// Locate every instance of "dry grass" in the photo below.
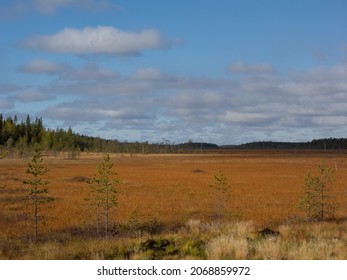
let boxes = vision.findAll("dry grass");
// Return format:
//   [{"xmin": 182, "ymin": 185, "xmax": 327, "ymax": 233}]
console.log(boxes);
[
  {"xmin": 1, "ymin": 151, "xmax": 347, "ymax": 259},
  {"xmin": 206, "ymin": 234, "xmax": 249, "ymax": 259},
  {"xmin": 1, "ymin": 219, "xmax": 346, "ymax": 260},
  {"xmin": 205, "ymin": 220, "xmax": 347, "ymax": 260}
]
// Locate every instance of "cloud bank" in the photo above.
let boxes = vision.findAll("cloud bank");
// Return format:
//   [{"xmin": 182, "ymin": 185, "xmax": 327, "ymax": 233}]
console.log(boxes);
[
  {"xmin": 18, "ymin": 60, "xmax": 118, "ymax": 81},
  {"xmin": 6, "ymin": 58, "xmax": 347, "ymax": 143},
  {"xmin": 18, "ymin": 59, "xmax": 68, "ymax": 74},
  {"xmin": 22, "ymin": 26, "xmax": 177, "ymax": 55}
]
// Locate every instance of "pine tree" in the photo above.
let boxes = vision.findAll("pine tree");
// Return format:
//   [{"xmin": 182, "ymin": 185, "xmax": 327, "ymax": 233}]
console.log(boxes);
[
  {"xmin": 86, "ymin": 154, "xmax": 120, "ymax": 238},
  {"xmin": 85, "ymin": 176, "xmax": 103, "ymax": 235},
  {"xmin": 209, "ymin": 170, "xmax": 231, "ymax": 227},
  {"xmin": 299, "ymin": 161, "xmax": 336, "ymax": 222},
  {"xmin": 23, "ymin": 145, "xmax": 54, "ymax": 241},
  {"xmin": 0, "ymin": 148, "xmax": 7, "ymax": 189}
]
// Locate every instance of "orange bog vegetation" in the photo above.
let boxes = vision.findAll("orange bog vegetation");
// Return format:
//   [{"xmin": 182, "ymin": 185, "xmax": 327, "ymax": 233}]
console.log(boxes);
[{"xmin": 1, "ymin": 151, "xmax": 346, "ymax": 238}]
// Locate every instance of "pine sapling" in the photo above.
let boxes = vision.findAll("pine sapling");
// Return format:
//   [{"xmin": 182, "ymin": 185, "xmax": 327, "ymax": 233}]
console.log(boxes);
[
  {"xmin": 23, "ymin": 145, "xmax": 54, "ymax": 241},
  {"xmin": 299, "ymin": 161, "xmax": 336, "ymax": 222},
  {"xmin": 86, "ymin": 154, "xmax": 120, "ymax": 238},
  {"xmin": 209, "ymin": 170, "xmax": 230, "ymax": 227}
]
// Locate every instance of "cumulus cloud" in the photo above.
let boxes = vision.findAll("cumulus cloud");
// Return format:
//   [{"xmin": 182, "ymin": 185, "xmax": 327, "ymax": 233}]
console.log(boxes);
[
  {"xmin": 14, "ymin": 89, "xmax": 56, "ymax": 103},
  {"xmin": 0, "ymin": 83, "xmax": 26, "ymax": 93},
  {"xmin": 18, "ymin": 59, "xmax": 118, "ymax": 81},
  {"xmin": 18, "ymin": 59, "xmax": 68, "ymax": 75},
  {"xmin": 228, "ymin": 61, "xmax": 277, "ymax": 75},
  {"xmin": 131, "ymin": 68, "xmax": 166, "ymax": 81},
  {"xmin": 61, "ymin": 64, "xmax": 118, "ymax": 81},
  {"xmin": 41, "ymin": 100, "xmax": 154, "ymax": 124},
  {"xmin": 22, "ymin": 26, "xmax": 177, "ymax": 55}
]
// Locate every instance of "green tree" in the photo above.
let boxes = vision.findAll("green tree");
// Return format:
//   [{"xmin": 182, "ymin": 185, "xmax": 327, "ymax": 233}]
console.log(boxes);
[
  {"xmin": 299, "ymin": 161, "xmax": 336, "ymax": 222},
  {"xmin": 0, "ymin": 148, "xmax": 8, "ymax": 160},
  {"xmin": 0, "ymin": 147, "xmax": 8, "ymax": 189},
  {"xmin": 85, "ymin": 176, "xmax": 103, "ymax": 235},
  {"xmin": 0, "ymin": 113, "xmax": 3, "ymax": 143},
  {"xmin": 87, "ymin": 154, "xmax": 120, "ymax": 238},
  {"xmin": 25, "ymin": 115, "xmax": 32, "ymax": 145},
  {"xmin": 23, "ymin": 145, "xmax": 54, "ymax": 241},
  {"xmin": 32, "ymin": 117, "xmax": 44, "ymax": 144},
  {"xmin": 209, "ymin": 170, "xmax": 231, "ymax": 227}
]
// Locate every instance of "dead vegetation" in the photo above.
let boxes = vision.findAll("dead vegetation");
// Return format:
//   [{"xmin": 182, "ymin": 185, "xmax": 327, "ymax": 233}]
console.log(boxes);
[{"xmin": 0, "ymin": 219, "xmax": 346, "ymax": 260}]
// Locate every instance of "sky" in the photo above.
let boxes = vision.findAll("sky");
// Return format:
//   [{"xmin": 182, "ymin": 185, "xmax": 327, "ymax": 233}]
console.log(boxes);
[{"xmin": 1, "ymin": 0, "xmax": 347, "ymax": 145}]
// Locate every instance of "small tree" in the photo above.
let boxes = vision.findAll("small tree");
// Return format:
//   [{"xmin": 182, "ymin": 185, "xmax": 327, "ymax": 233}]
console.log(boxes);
[
  {"xmin": 85, "ymin": 176, "xmax": 103, "ymax": 235},
  {"xmin": 0, "ymin": 148, "xmax": 8, "ymax": 188},
  {"xmin": 299, "ymin": 160, "xmax": 336, "ymax": 222},
  {"xmin": 23, "ymin": 145, "xmax": 54, "ymax": 241},
  {"xmin": 209, "ymin": 170, "xmax": 230, "ymax": 227},
  {"xmin": 0, "ymin": 149, "xmax": 8, "ymax": 159},
  {"xmin": 86, "ymin": 154, "xmax": 120, "ymax": 238}
]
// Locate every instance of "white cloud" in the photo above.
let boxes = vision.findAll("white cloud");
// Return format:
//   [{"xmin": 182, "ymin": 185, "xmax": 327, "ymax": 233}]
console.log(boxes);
[
  {"xmin": 220, "ymin": 111, "xmax": 274, "ymax": 125},
  {"xmin": 22, "ymin": 26, "xmax": 176, "ymax": 55},
  {"xmin": 18, "ymin": 59, "xmax": 68, "ymax": 74},
  {"xmin": 228, "ymin": 61, "xmax": 277, "ymax": 75},
  {"xmin": 0, "ymin": 83, "xmax": 26, "ymax": 93},
  {"xmin": 13, "ymin": 89, "xmax": 55, "ymax": 103},
  {"xmin": 18, "ymin": 60, "xmax": 118, "ymax": 82},
  {"xmin": 62, "ymin": 64, "xmax": 118, "ymax": 81},
  {"xmin": 131, "ymin": 68, "xmax": 165, "ymax": 80},
  {"xmin": 41, "ymin": 100, "xmax": 154, "ymax": 125}
]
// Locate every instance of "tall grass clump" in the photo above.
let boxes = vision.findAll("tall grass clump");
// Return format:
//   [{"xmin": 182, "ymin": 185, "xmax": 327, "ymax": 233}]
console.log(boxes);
[{"xmin": 206, "ymin": 234, "xmax": 248, "ymax": 259}]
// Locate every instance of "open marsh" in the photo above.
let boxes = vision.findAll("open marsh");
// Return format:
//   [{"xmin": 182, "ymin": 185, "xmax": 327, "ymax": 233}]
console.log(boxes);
[{"xmin": 1, "ymin": 150, "xmax": 346, "ymax": 259}]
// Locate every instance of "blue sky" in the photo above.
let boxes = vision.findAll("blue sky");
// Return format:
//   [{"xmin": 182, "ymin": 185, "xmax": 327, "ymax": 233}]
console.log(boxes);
[{"xmin": 1, "ymin": 0, "xmax": 347, "ymax": 144}]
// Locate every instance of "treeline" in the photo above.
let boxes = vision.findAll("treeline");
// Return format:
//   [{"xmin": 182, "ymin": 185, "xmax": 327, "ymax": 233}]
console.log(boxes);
[
  {"xmin": 1, "ymin": 114, "xmax": 346, "ymax": 156},
  {"xmin": 0, "ymin": 115, "xmax": 218, "ymax": 155},
  {"xmin": 222, "ymin": 139, "xmax": 347, "ymax": 150}
]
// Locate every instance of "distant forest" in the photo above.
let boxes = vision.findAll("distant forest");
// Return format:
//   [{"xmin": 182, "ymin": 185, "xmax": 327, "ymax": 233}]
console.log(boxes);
[{"xmin": 1, "ymin": 114, "xmax": 346, "ymax": 156}]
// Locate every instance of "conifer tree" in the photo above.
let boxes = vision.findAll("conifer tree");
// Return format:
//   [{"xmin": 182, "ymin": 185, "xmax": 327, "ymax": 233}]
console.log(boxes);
[
  {"xmin": 85, "ymin": 176, "xmax": 103, "ymax": 235},
  {"xmin": 87, "ymin": 154, "xmax": 120, "ymax": 238},
  {"xmin": 0, "ymin": 148, "xmax": 7, "ymax": 189},
  {"xmin": 299, "ymin": 161, "xmax": 336, "ymax": 222},
  {"xmin": 209, "ymin": 170, "xmax": 230, "ymax": 227},
  {"xmin": 23, "ymin": 145, "xmax": 54, "ymax": 241}
]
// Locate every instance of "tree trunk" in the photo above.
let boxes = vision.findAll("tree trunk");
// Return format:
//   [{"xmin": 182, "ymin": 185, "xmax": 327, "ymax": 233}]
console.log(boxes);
[
  {"xmin": 34, "ymin": 196, "xmax": 38, "ymax": 241},
  {"xmin": 105, "ymin": 183, "xmax": 109, "ymax": 238}
]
